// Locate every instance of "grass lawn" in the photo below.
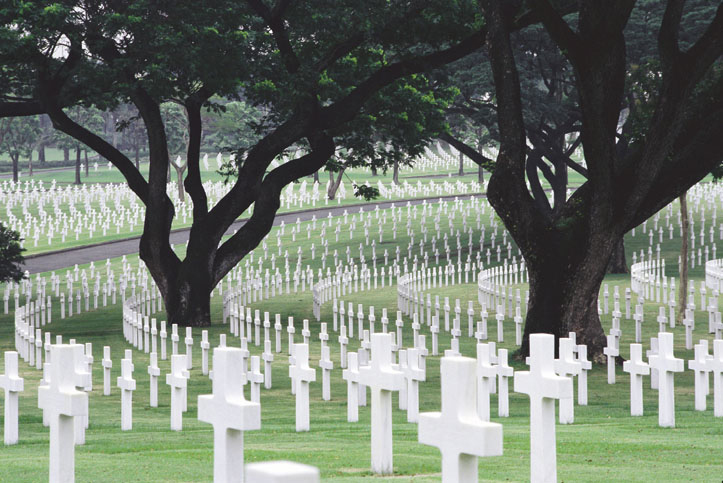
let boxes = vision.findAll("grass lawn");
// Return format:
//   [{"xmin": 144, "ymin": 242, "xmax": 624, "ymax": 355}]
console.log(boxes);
[
  {"xmin": 2, "ymin": 266, "xmax": 723, "ymax": 481},
  {"xmin": 1, "ymin": 172, "xmax": 721, "ymax": 480}
]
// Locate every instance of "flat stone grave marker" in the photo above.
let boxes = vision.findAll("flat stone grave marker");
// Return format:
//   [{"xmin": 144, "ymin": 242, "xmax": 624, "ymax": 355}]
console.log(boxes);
[{"xmin": 245, "ymin": 460, "xmax": 320, "ymax": 483}]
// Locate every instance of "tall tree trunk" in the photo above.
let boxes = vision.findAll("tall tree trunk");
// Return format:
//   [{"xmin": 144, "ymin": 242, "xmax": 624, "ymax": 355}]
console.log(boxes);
[
  {"xmin": 371, "ymin": 164, "xmax": 378, "ymax": 176},
  {"xmin": 28, "ymin": 150, "xmax": 33, "ymax": 176},
  {"xmin": 392, "ymin": 159, "xmax": 400, "ymax": 185},
  {"xmin": 38, "ymin": 144, "xmax": 46, "ymax": 165},
  {"xmin": 327, "ymin": 169, "xmax": 345, "ymax": 200},
  {"xmin": 11, "ymin": 155, "xmax": 18, "ymax": 182},
  {"xmin": 313, "ymin": 169, "xmax": 319, "ymax": 183},
  {"xmin": 169, "ymin": 158, "xmax": 187, "ymax": 202},
  {"xmin": 458, "ymin": 151, "xmax": 464, "ymax": 176},
  {"xmin": 84, "ymin": 149, "xmax": 89, "ymax": 177},
  {"xmin": 519, "ymin": 227, "xmax": 611, "ymax": 362},
  {"xmin": 478, "ymin": 164, "xmax": 484, "ymax": 184},
  {"xmin": 678, "ymin": 192, "xmax": 689, "ymax": 322},
  {"xmin": 163, "ymin": 265, "xmax": 212, "ymax": 326},
  {"xmin": 135, "ymin": 145, "xmax": 140, "ymax": 169},
  {"xmin": 606, "ymin": 237, "xmax": 628, "ymax": 274},
  {"xmin": 75, "ymin": 146, "xmax": 81, "ymax": 184},
  {"xmin": 63, "ymin": 147, "xmax": 69, "ymax": 163}
]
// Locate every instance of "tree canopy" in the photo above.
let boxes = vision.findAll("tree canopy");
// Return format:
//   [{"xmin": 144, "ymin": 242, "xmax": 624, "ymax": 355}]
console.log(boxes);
[
  {"xmin": 0, "ymin": 223, "xmax": 24, "ymax": 284},
  {"xmin": 0, "ymin": 0, "xmax": 494, "ymax": 326},
  {"xmin": 480, "ymin": 0, "xmax": 722, "ymax": 358}
]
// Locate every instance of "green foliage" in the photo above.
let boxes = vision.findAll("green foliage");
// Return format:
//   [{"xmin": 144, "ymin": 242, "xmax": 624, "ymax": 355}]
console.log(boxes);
[
  {"xmin": 53, "ymin": 106, "xmax": 105, "ymax": 151},
  {"xmin": 0, "ymin": 116, "xmax": 39, "ymax": 161},
  {"xmin": 160, "ymin": 103, "xmax": 188, "ymax": 157},
  {"xmin": 204, "ymin": 100, "xmax": 262, "ymax": 153},
  {"xmin": 2, "ymin": 0, "xmax": 482, "ymax": 183},
  {"xmin": 352, "ymin": 183, "xmax": 380, "ymax": 201},
  {"xmin": 0, "ymin": 222, "xmax": 25, "ymax": 283}
]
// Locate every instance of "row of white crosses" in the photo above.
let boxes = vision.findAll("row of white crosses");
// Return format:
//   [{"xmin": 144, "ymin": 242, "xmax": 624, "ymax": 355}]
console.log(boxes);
[
  {"xmin": 11, "ymin": 338, "xmax": 316, "ymax": 482},
  {"xmin": 417, "ymin": 334, "xmax": 575, "ymax": 482},
  {"xmin": 1, "ymin": 150, "xmax": 486, "ymax": 253},
  {"xmin": 12, "ymin": 290, "xmax": 196, "ymax": 436},
  {"xmin": 620, "ymin": 332, "xmax": 723, "ymax": 426},
  {"xmin": 5, "ymin": 166, "xmax": 720, "ymax": 312},
  {"xmin": 9, "ymin": 195, "xmax": 519, "ymax": 357},
  {"xmin": 15, "ymin": 311, "xmax": 723, "ymax": 481},
  {"xmin": 630, "ymin": 183, "xmax": 723, "ymax": 269}
]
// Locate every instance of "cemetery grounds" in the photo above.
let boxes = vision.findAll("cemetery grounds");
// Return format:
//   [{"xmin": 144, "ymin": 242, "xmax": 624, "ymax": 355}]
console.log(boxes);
[{"xmin": 1, "ymin": 156, "xmax": 722, "ymax": 481}]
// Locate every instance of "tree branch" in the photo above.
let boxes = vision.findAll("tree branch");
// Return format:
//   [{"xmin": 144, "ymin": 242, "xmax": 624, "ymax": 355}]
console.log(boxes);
[
  {"xmin": 184, "ymin": 93, "xmax": 210, "ymax": 219},
  {"xmin": 44, "ymin": 105, "xmax": 149, "ymax": 203},
  {"xmin": 658, "ymin": 0, "xmax": 684, "ymax": 71},
  {"xmin": 483, "ymin": 0, "xmax": 549, "ymax": 249},
  {"xmin": 0, "ymin": 101, "xmax": 46, "ymax": 118},
  {"xmin": 247, "ymin": 0, "xmax": 301, "ymax": 73},
  {"xmin": 212, "ymin": 134, "xmax": 335, "ymax": 284},
  {"xmin": 529, "ymin": 0, "xmax": 582, "ymax": 62},
  {"xmin": 624, "ymin": 86, "xmax": 723, "ymax": 230},
  {"xmin": 439, "ymin": 132, "xmax": 495, "ymax": 171},
  {"xmin": 679, "ymin": 2, "xmax": 723, "ymax": 88},
  {"xmin": 320, "ymin": 29, "xmax": 487, "ymax": 129},
  {"xmin": 526, "ymin": 151, "xmax": 553, "ymax": 215}
]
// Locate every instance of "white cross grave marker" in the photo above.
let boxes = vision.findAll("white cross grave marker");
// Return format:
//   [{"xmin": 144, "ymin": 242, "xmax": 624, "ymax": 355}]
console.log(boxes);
[
  {"xmin": 711, "ymin": 339, "xmax": 723, "ymax": 417},
  {"xmin": 622, "ymin": 343, "xmax": 650, "ymax": 416},
  {"xmin": 418, "ymin": 356, "xmax": 502, "ymax": 483},
  {"xmin": 198, "ymin": 347, "xmax": 261, "ymax": 483},
  {"xmin": 116, "ymin": 349, "xmax": 136, "ymax": 430},
  {"xmin": 496, "ymin": 348, "xmax": 513, "ymax": 417},
  {"xmin": 603, "ymin": 334, "xmax": 618, "ymax": 384},
  {"xmin": 148, "ymin": 352, "xmax": 160, "ymax": 408},
  {"xmin": 343, "ymin": 352, "xmax": 361, "ymax": 422},
  {"xmin": 405, "ymin": 347, "xmax": 425, "ymax": 423},
  {"xmin": 289, "ymin": 343, "xmax": 315, "ymax": 432},
  {"xmin": 248, "ymin": 356, "xmax": 264, "ymax": 403},
  {"xmin": 648, "ymin": 332, "xmax": 684, "ymax": 428},
  {"xmin": 514, "ymin": 334, "xmax": 572, "ymax": 483},
  {"xmin": 166, "ymin": 354, "xmax": 188, "ymax": 431},
  {"xmin": 554, "ymin": 338, "xmax": 580, "ymax": 424},
  {"xmin": 357, "ymin": 333, "xmax": 405, "ymax": 475},
  {"xmin": 476, "ymin": 343, "xmax": 496, "ymax": 422},
  {"xmin": 38, "ymin": 344, "xmax": 88, "ymax": 483},
  {"xmin": 0, "ymin": 351, "xmax": 24, "ymax": 445},
  {"xmin": 319, "ymin": 345, "xmax": 333, "ymax": 401},
  {"xmin": 688, "ymin": 340, "xmax": 712, "ymax": 411}
]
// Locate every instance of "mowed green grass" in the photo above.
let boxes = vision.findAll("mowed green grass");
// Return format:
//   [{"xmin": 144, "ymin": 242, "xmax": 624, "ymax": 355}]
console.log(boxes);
[
  {"xmin": 2, "ymin": 270, "xmax": 723, "ymax": 482},
  {"xmin": 1, "ymin": 178, "xmax": 721, "ymax": 480}
]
